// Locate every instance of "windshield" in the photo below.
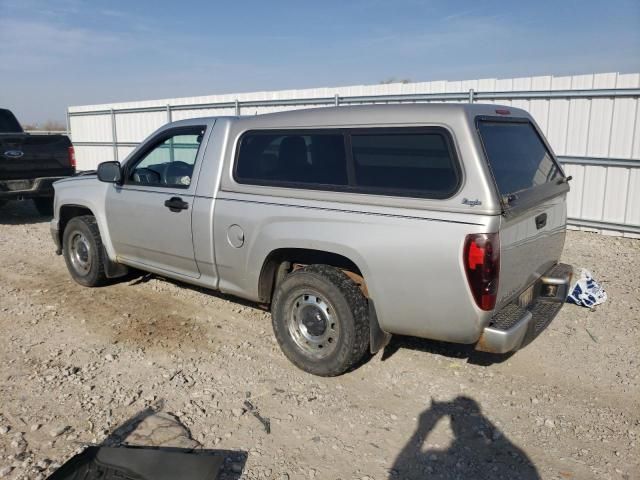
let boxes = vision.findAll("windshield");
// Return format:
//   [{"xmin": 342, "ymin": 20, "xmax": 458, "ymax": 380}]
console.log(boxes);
[
  {"xmin": 0, "ymin": 109, "xmax": 23, "ymax": 133},
  {"xmin": 477, "ymin": 119, "xmax": 560, "ymax": 197}
]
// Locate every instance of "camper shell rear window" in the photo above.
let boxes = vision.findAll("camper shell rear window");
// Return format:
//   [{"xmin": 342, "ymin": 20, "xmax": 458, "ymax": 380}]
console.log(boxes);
[{"xmin": 476, "ymin": 117, "xmax": 562, "ymax": 198}]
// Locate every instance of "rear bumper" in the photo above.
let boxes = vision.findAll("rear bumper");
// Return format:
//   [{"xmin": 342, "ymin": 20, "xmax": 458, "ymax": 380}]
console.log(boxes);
[
  {"xmin": 476, "ymin": 263, "xmax": 573, "ymax": 354},
  {"xmin": 0, "ymin": 176, "xmax": 67, "ymax": 199}
]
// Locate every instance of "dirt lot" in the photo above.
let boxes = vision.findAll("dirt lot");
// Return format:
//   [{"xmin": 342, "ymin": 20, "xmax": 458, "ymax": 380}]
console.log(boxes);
[{"xmin": 0, "ymin": 200, "xmax": 639, "ymax": 480}]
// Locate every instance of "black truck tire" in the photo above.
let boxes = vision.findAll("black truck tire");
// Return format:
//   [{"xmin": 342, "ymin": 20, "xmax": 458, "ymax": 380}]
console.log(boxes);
[
  {"xmin": 33, "ymin": 197, "xmax": 54, "ymax": 216},
  {"xmin": 271, "ymin": 264, "xmax": 370, "ymax": 376},
  {"xmin": 62, "ymin": 215, "xmax": 107, "ymax": 287}
]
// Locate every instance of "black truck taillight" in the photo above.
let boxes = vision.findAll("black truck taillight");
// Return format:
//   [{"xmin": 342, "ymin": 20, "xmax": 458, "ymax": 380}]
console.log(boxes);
[
  {"xmin": 68, "ymin": 146, "xmax": 76, "ymax": 171},
  {"xmin": 464, "ymin": 233, "xmax": 500, "ymax": 311}
]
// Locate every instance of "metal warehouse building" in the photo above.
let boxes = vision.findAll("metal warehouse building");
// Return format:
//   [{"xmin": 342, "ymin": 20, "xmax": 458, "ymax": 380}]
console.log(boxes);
[{"xmin": 67, "ymin": 72, "xmax": 640, "ymax": 237}]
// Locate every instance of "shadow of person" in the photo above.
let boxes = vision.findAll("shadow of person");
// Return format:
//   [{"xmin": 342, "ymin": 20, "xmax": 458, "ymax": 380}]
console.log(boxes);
[{"xmin": 390, "ymin": 396, "xmax": 539, "ymax": 479}]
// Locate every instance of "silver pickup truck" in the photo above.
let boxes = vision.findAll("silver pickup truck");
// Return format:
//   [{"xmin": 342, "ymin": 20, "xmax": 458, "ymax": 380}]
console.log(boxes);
[{"xmin": 51, "ymin": 104, "xmax": 573, "ymax": 376}]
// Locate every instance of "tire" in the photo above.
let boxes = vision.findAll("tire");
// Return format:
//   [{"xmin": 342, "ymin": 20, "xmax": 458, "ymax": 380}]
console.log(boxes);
[
  {"xmin": 62, "ymin": 215, "xmax": 107, "ymax": 287},
  {"xmin": 271, "ymin": 264, "xmax": 370, "ymax": 376},
  {"xmin": 33, "ymin": 197, "xmax": 54, "ymax": 216}
]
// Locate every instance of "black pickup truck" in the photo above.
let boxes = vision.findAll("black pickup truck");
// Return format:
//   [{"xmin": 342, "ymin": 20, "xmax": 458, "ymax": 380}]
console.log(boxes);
[{"xmin": 0, "ymin": 108, "xmax": 75, "ymax": 215}]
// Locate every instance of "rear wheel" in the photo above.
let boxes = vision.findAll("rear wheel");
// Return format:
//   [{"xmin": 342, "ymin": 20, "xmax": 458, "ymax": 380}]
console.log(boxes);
[
  {"xmin": 62, "ymin": 215, "xmax": 107, "ymax": 287},
  {"xmin": 271, "ymin": 265, "xmax": 369, "ymax": 376},
  {"xmin": 33, "ymin": 197, "xmax": 54, "ymax": 216}
]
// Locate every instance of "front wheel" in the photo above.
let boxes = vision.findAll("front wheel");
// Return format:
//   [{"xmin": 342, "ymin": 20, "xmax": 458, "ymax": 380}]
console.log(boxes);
[
  {"xmin": 271, "ymin": 265, "xmax": 370, "ymax": 376},
  {"xmin": 62, "ymin": 215, "xmax": 107, "ymax": 287}
]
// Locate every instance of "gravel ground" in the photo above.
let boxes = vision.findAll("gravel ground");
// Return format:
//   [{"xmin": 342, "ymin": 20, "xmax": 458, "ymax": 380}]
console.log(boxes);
[{"xmin": 0, "ymin": 200, "xmax": 639, "ymax": 480}]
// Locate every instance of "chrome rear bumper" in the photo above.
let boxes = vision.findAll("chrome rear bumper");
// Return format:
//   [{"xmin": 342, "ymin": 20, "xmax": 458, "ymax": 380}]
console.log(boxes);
[
  {"xmin": 476, "ymin": 263, "xmax": 573, "ymax": 354},
  {"xmin": 0, "ymin": 176, "xmax": 66, "ymax": 199}
]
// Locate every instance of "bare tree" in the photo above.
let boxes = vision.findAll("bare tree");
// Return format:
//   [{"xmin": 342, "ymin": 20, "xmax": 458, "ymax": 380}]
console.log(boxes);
[
  {"xmin": 21, "ymin": 120, "xmax": 67, "ymax": 131},
  {"xmin": 379, "ymin": 78, "xmax": 412, "ymax": 84},
  {"xmin": 41, "ymin": 120, "xmax": 66, "ymax": 131}
]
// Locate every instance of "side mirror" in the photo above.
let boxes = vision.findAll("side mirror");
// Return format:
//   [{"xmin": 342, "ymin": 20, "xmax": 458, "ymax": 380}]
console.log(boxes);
[{"xmin": 97, "ymin": 161, "xmax": 122, "ymax": 184}]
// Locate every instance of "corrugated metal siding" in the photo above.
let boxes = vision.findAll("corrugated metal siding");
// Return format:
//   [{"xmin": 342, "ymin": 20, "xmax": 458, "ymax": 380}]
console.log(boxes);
[
  {"xmin": 73, "ymin": 145, "xmax": 113, "ymax": 169},
  {"xmin": 68, "ymin": 72, "xmax": 640, "ymax": 237},
  {"xmin": 69, "ymin": 114, "xmax": 113, "ymax": 144},
  {"xmin": 115, "ymin": 111, "xmax": 166, "ymax": 143}
]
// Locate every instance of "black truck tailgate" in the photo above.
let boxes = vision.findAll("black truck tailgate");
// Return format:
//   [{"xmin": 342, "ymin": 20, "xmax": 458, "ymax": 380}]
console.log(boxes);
[{"xmin": 1, "ymin": 133, "xmax": 73, "ymax": 180}]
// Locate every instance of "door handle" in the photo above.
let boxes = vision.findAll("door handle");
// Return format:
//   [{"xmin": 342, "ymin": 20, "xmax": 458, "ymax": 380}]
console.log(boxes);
[
  {"xmin": 164, "ymin": 196, "xmax": 189, "ymax": 212},
  {"xmin": 535, "ymin": 213, "xmax": 547, "ymax": 230}
]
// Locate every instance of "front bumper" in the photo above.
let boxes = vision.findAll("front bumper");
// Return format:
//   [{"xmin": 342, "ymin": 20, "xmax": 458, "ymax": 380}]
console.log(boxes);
[
  {"xmin": 476, "ymin": 263, "xmax": 573, "ymax": 354},
  {"xmin": 0, "ymin": 177, "xmax": 67, "ymax": 199}
]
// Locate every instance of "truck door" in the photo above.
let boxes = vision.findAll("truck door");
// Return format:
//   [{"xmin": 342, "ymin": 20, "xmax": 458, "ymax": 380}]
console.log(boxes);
[{"xmin": 105, "ymin": 125, "xmax": 208, "ymax": 278}]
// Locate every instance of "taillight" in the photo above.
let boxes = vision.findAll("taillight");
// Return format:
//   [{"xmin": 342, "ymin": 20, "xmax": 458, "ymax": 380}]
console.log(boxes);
[
  {"xmin": 68, "ymin": 146, "xmax": 76, "ymax": 171},
  {"xmin": 464, "ymin": 233, "xmax": 500, "ymax": 311}
]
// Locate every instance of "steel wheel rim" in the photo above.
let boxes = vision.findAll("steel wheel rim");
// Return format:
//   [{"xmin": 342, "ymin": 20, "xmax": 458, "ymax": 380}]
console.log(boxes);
[
  {"xmin": 288, "ymin": 292, "xmax": 339, "ymax": 358},
  {"xmin": 69, "ymin": 231, "xmax": 92, "ymax": 275}
]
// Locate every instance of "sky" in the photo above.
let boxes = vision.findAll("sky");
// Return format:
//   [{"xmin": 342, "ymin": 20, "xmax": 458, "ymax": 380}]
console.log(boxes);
[{"xmin": 1, "ymin": 0, "xmax": 639, "ymax": 125}]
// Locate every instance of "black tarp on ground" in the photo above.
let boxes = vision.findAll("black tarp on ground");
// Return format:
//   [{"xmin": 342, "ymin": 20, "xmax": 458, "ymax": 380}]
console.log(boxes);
[{"xmin": 46, "ymin": 446, "xmax": 227, "ymax": 480}]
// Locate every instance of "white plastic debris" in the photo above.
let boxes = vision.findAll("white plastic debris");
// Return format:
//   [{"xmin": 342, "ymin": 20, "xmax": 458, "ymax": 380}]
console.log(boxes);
[{"xmin": 567, "ymin": 268, "xmax": 607, "ymax": 308}]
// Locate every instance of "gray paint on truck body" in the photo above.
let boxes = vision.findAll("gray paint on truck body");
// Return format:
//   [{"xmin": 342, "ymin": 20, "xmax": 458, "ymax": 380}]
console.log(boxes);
[{"xmin": 52, "ymin": 103, "xmax": 569, "ymax": 347}]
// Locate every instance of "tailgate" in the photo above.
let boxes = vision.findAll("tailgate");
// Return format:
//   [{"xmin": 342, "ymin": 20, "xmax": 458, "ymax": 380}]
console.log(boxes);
[
  {"xmin": 1, "ymin": 134, "xmax": 73, "ymax": 180},
  {"xmin": 497, "ymin": 194, "xmax": 567, "ymax": 306},
  {"xmin": 476, "ymin": 116, "xmax": 570, "ymax": 307}
]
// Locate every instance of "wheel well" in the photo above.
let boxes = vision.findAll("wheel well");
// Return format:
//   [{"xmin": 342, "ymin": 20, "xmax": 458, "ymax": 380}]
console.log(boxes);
[
  {"xmin": 258, "ymin": 248, "xmax": 365, "ymax": 303},
  {"xmin": 59, "ymin": 205, "xmax": 94, "ymax": 242}
]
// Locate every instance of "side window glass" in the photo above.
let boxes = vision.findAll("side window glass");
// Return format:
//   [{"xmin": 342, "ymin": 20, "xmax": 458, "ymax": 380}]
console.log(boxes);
[
  {"xmin": 233, "ymin": 128, "xmax": 460, "ymax": 199},
  {"xmin": 236, "ymin": 133, "xmax": 348, "ymax": 186},
  {"xmin": 129, "ymin": 129, "xmax": 204, "ymax": 188},
  {"xmin": 351, "ymin": 133, "xmax": 458, "ymax": 196}
]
